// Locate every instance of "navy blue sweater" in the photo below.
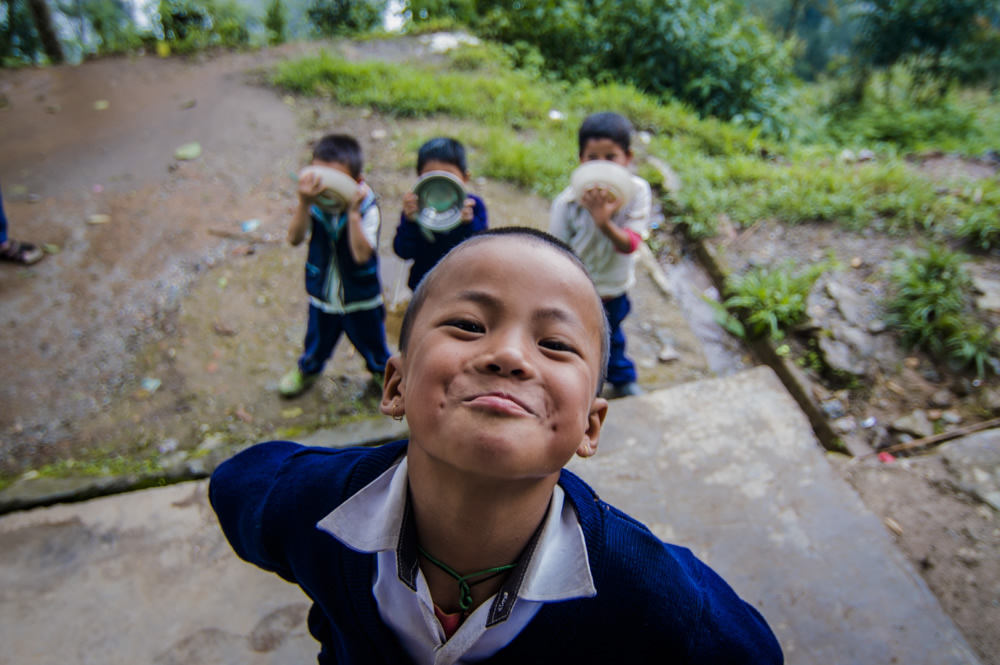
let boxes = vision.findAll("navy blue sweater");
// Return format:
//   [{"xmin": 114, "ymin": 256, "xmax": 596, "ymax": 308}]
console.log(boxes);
[
  {"xmin": 210, "ymin": 440, "xmax": 783, "ymax": 664},
  {"xmin": 392, "ymin": 194, "xmax": 488, "ymax": 291}
]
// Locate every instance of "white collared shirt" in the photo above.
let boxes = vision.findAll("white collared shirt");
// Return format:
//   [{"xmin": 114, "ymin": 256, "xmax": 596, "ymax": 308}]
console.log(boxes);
[{"xmin": 318, "ymin": 456, "xmax": 596, "ymax": 665}]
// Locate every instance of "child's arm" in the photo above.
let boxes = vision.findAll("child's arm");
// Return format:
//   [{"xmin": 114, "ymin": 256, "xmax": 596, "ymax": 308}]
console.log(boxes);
[
  {"xmin": 462, "ymin": 195, "xmax": 488, "ymax": 230},
  {"xmin": 581, "ymin": 188, "xmax": 636, "ymax": 253},
  {"xmin": 345, "ymin": 184, "xmax": 376, "ymax": 264},
  {"xmin": 288, "ymin": 171, "xmax": 324, "ymax": 246}
]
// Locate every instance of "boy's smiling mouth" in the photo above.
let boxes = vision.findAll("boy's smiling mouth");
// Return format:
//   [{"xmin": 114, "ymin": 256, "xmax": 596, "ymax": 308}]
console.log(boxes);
[{"xmin": 463, "ymin": 391, "xmax": 536, "ymax": 416}]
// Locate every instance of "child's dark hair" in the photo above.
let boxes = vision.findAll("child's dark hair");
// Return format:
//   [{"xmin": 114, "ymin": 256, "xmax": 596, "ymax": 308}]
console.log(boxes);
[
  {"xmin": 399, "ymin": 227, "xmax": 610, "ymax": 394},
  {"xmin": 417, "ymin": 137, "xmax": 468, "ymax": 175},
  {"xmin": 578, "ymin": 112, "xmax": 633, "ymax": 157},
  {"xmin": 313, "ymin": 134, "xmax": 364, "ymax": 180}
]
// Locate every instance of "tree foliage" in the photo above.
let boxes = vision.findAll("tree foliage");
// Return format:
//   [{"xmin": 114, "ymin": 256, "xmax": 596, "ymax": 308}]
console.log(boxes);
[
  {"xmin": 306, "ymin": 0, "xmax": 386, "ymax": 37},
  {"xmin": 851, "ymin": 0, "xmax": 995, "ymax": 95},
  {"xmin": 407, "ymin": 0, "xmax": 793, "ymax": 134},
  {"xmin": 264, "ymin": 0, "xmax": 287, "ymax": 45}
]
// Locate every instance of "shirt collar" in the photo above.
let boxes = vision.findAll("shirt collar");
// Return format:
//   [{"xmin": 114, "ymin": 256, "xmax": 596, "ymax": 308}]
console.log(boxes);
[{"xmin": 317, "ymin": 455, "xmax": 596, "ymax": 623}]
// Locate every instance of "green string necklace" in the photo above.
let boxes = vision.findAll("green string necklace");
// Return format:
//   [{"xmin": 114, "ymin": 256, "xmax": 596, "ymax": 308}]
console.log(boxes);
[{"xmin": 417, "ymin": 545, "xmax": 518, "ymax": 611}]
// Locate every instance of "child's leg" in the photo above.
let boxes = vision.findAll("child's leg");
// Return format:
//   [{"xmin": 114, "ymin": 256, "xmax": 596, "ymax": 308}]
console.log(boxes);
[
  {"xmin": 298, "ymin": 304, "xmax": 345, "ymax": 376},
  {"xmin": 342, "ymin": 305, "xmax": 391, "ymax": 375},
  {"xmin": 603, "ymin": 294, "xmax": 638, "ymax": 386}
]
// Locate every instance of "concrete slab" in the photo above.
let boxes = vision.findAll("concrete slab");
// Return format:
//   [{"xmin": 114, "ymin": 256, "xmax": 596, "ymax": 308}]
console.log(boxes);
[
  {"xmin": 0, "ymin": 367, "xmax": 980, "ymax": 664},
  {"xmin": 567, "ymin": 366, "xmax": 980, "ymax": 665}
]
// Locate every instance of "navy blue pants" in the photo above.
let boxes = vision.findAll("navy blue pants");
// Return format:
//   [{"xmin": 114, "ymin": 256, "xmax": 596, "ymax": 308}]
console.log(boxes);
[
  {"xmin": 0, "ymin": 182, "xmax": 8, "ymax": 244},
  {"xmin": 604, "ymin": 293, "xmax": 637, "ymax": 386},
  {"xmin": 298, "ymin": 303, "xmax": 391, "ymax": 377}
]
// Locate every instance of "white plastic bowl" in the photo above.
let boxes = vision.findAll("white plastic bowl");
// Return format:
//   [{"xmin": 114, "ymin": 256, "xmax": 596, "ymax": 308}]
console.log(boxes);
[
  {"xmin": 413, "ymin": 170, "xmax": 467, "ymax": 232},
  {"xmin": 300, "ymin": 165, "xmax": 360, "ymax": 211},
  {"xmin": 570, "ymin": 161, "xmax": 636, "ymax": 209}
]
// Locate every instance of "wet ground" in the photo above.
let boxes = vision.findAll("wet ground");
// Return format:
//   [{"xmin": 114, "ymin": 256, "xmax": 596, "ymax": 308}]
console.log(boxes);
[{"xmin": 0, "ymin": 41, "xmax": 722, "ymax": 478}]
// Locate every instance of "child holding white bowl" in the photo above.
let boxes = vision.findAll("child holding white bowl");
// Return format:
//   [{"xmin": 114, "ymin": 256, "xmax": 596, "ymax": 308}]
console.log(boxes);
[
  {"xmin": 549, "ymin": 112, "xmax": 652, "ymax": 399},
  {"xmin": 280, "ymin": 134, "xmax": 391, "ymax": 398}
]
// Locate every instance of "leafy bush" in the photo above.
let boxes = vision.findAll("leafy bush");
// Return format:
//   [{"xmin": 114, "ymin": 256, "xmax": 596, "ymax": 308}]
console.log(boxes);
[
  {"xmin": 264, "ymin": 0, "xmax": 287, "ymax": 45},
  {"xmin": 306, "ymin": 0, "xmax": 386, "ymax": 37},
  {"xmin": 723, "ymin": 259, "xmax": 835, "ymax": 340},
  {"xmin": 407, "ymin": 0, "xmax": 794, "ymax": 135},
  {"xmin": 886, "ymin": 244, "xmax": 997, "ymax": 375},
  {"xmin": 157, "ymin": 0, "xmax": 252, "ymax": 52},
  {"xmin": 953, "ymin": 180, "xmax": 1000, "ymax": 250}
]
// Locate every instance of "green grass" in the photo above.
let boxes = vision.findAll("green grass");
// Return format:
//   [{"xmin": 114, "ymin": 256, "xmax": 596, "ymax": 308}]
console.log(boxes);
[
  {"xmin": 724, "ymin": 259, "xmax": 837, "ymax": 340},
  {"xmin": 273, "ymin": 43, "xmax": 1000, "ymax": 250}
]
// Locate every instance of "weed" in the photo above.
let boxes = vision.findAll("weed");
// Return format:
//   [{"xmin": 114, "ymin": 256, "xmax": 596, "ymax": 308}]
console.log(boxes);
[
  {"xmin": 724, "ymin": 259, "xmax": 835, "ymax": 341},
  {"xmin": 885, "ymin": 244, "xmax": 997, "ymax": 375}
]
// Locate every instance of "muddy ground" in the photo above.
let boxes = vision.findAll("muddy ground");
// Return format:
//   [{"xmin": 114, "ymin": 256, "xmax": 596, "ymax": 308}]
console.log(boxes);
[{"xmin": 0, "ymin": 39, "xmax": 997, "ymax": 662}]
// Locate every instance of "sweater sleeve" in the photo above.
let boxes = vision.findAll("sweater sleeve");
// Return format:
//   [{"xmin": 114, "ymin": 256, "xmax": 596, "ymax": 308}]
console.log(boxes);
[
  {"xmin": 679, "ymin": 548, "xmax": 784, "ymax": 663},
  {"xmin": 209, "ymin": 440, "xmax": 305, "ymax": 582},
  {"xmin": 392, "ymin": 212, "xmax": 422, "ymax": 260},
  {"xmin": 470, "ymin": 194, "xmax": 488, "ymax": 231}
]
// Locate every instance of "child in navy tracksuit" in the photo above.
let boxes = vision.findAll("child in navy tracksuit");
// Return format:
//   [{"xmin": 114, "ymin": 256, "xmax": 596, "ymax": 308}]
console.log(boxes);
[
  {"xmin": 392, "ymin": 137, "xmax": 488, "ymax": 291},
  {"xmin": 212, "ymin": 228, "xmax": 783, "ymax": 664},
  {"xmin": 279, "ymin": 134, "xmax": 391, "ymax": 398}
]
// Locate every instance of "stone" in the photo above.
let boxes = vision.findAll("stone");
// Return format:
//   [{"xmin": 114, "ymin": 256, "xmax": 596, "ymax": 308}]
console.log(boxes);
[
  {"xmin": 833, "ymin": 417, "xmax": 857, "ymax": 434},
  {"xmin": 929, "ymin": 390, "xmax": 954, "ymax": 408},
  {"xmin": 827, "ymin": 280, "xmax": 868, "ymax": 327},
  {"xmin": 868, "ymin": 320, "xmax": 887, "ymax": 334},
  {"xmin": 942, "ymin": 410, "xmax": 962, "ymax": 425},
  {"xmin": 971, "ymin": 275, "xmax": 1000, "ymax": 313},
  {"xmin": 658, "ymin": 344, "xmax": 680, "ymax": 363},
  {"xmin": 979, "ymin": 387, "xmax": 1000, "ymax": 414},
  {"xmin": 822, "ymin": 399, "xmax": 847, "ymax": 420},
  {"xmin": 891, "ymin": 410, "xmax": 934, "ymax": 439},
  {"xmin": 934, "ymin": 429, "xmax": 1000, "ymax": 511},
  {"xmin": 818, "ymin": 336, "xmax": 866, "ymax": 376}
]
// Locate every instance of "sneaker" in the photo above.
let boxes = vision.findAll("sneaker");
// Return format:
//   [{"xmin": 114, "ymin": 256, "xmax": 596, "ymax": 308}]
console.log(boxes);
[
  {"xmin": 0, "ymin": 239, "xmax": 44, "ymax": 265},
  {"xmin": 610, "ymin": 381, "xmax": 644, "ymax": 399},
  {"xmin": 278, "ymin": 368, "xmax": 319, "ymax": 397}
]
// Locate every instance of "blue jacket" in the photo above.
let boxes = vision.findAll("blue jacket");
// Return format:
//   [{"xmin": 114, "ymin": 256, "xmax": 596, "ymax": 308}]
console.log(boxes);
[
  {"xmin": 305, "ymin": 191, "xmax": 381, "ymax": 306},
  {"xmin": 392, "ymin": 194, "xmax": 488, "ymax": 291},
  {"xmin": 210, "ymin": 440, "xmax": 784, "ymax": 664}
]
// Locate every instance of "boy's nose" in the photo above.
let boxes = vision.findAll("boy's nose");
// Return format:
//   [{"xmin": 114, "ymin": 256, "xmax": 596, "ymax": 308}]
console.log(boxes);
[{"xmin": 481, "ymin": 335, "xmax": 534, "ymax": 379}]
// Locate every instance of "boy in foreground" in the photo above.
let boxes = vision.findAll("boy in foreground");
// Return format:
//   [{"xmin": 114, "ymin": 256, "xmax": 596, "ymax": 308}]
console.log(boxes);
[
  {"xmin": 211, "ymin": 228, "xmax": 783, "ymax": 664},
  {"xmin": 550, "ymin": 111, "xmax": 652, "ymax": 398},
  {"xmin": 393, "ymin": 137, "xmax": 489, "ymax": 291},
  {"xmin": 278, "ymin": 134, "xmax": 391, "ymax": 397}
]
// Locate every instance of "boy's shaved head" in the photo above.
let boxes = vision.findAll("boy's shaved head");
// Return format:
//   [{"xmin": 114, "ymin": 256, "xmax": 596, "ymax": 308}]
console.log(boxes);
[{"xmin": 399, "ymin": 227, "xmax": 611, "ymax": 394}]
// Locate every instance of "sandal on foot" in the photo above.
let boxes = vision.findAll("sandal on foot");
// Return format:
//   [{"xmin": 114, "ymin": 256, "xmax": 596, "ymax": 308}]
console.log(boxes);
[{"xmin": 0, "ymin": 239, "xmax": 44, "ymax": 265}]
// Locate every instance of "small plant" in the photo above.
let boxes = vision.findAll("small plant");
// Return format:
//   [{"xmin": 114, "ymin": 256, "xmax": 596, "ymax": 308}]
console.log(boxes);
[
  {"xmin": 264, "ymin": 0, "xmax": 287, "ymax": 46},
  {"xmin": 885, "ymin": 244, "xmax": 997, "ymax": 375},
  {"xmin": 724, "ymin": 259, "xmax": 835, "ymax": 341}
]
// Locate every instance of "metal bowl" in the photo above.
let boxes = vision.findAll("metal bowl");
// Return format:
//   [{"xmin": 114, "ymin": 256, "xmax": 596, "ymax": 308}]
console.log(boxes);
[
  {"xmin": 570, "ymin": 161, "xmax": 636, "ymax": 210},
  {"xmin": 413, "ymin": 170, "xmax": 467, "ymax": 232},
  {"xmin": 300, "ymin": 165, "xmax": 359, "ymax": 211}
]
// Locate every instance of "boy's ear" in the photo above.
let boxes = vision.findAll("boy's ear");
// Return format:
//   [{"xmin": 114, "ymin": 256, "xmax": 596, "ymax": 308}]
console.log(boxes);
[
  {"xmin": 576, "ymin": 397, "xmax": 609, "ymax": 459},
  {"xmin": 379, "ymin": 355, "xmax": 406, "ymax": 417}
]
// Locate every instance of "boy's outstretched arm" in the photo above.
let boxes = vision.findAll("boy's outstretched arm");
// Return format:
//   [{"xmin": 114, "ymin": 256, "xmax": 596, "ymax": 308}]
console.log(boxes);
[{"xmin": 209, "ymin": 441, "xmax": 304, "ymax": 581}]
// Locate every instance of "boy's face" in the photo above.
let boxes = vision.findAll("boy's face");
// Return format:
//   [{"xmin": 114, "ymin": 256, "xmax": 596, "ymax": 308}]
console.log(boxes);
[
  {"xmin": 579, "ymin": 138, "xmax": 631, "ymax": 167},
  {"xmin": 382, "ymin": 238, "xmax": 608, "ymax": 482},
  {"xmin": 419, "ymin": 159, "xmax": 469, "ymax": 183}
]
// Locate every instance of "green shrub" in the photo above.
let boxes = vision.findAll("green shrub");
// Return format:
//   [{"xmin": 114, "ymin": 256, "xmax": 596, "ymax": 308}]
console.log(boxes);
[
  {"xmin": 473, "ymin": 0, "xmax": 794, "ymax": 135},
  {"xmin": 886, "ymin": 244, "xmax": 997, "ymax": 374},
  {"xmin": 265, "ymin": 0, "xmax": 287, "ymax": 45},
  {"xmin": 723, "ymin": 259, "xmax": 835, "ymax": 340},
  {"xmin": 306, "ymin": 0, "xmax": 386, "ymax": 37},
  {"xmin": 953, "ymin": 180, "xmax": 1000, "ymax": 250}
]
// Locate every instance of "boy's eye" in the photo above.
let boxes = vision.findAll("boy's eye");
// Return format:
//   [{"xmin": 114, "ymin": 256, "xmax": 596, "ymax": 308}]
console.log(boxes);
[
  {"xmin": 540, "ymin": 339, "xmax": 578, "ymax": 354},
  {"xmin": 446, "ymin": 319, "xmax": 484, "ymax": 334}
]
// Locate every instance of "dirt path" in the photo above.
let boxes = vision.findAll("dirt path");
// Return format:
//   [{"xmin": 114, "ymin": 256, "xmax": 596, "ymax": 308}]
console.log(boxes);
[{"xmin": 0, "ymin": 42, "xmax": 710, "ymax": 477}]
